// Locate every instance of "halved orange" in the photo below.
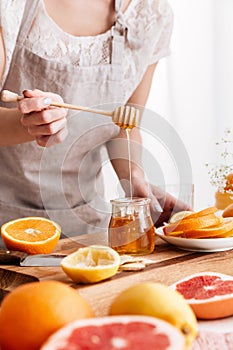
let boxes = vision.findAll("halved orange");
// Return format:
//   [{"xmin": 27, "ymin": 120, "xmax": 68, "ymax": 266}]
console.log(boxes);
[{"xmin": 1, "ymin": 217, "xmax": 61, "ymax": 254}]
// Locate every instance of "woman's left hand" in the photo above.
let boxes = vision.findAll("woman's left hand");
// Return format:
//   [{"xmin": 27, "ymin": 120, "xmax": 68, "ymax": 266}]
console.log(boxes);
[{"xmin": 131, "ymin": 177, "xmax": 192, "ymax": 227}]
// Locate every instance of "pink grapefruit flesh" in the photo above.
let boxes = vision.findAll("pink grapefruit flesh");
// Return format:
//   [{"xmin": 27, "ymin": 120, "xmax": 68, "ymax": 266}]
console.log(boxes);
[
  {"xmin": 172, "ymin": 272, "xmax": 233, "ymax": 319},
  {"xmin": 41, "ymin": 315, "xmax": 185, "ymax": 350}
]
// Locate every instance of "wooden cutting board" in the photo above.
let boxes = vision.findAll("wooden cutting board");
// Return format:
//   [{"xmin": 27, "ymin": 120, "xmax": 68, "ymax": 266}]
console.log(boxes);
[
  {"xmin": 3, "ymin": 233, "xmax": 196, "ymax": 283},
  {"xmin": 0, "ymin": 268, "xmax": 39, "ymax": 302},
  {"xmin": 3, "ymin": 232, "xmax": 233, "ymax": 316}
]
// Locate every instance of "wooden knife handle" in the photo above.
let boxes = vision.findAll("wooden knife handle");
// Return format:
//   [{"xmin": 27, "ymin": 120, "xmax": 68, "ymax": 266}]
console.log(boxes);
[{"xmin": 0, "ymin": 250, "xmax": 26, "ymax": 265}]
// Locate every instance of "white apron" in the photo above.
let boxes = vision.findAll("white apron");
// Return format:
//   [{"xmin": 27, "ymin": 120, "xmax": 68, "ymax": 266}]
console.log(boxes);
[{"xmin": 0, "ymin": 0, "xmax": 126, "ymax": 238}]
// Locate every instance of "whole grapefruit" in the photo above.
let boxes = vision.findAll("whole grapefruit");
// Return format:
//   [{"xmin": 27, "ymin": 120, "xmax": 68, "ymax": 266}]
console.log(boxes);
[
  {"xmin": 0, "ymin": 281, "xmax": 94, "ymax": 350},
  {"xmin": 109, "ymin": 282, "xmax": 197, "ymax": 348},
  {"xmin": 41, "ymin": 315, "xmax": 185, "ymax": 350},
  {"xmin": 171, "ymin": 271, "xmax": 233, "ymax": 319}
]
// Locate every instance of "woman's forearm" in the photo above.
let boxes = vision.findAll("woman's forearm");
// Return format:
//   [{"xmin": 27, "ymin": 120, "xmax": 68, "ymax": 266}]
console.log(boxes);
[
  {"xmin": 107, "ymin": 127, "xmax": 145, "ymax": 181},
  {"xmin": 0, "ymin": 107, "xmax": 33, "ymax": 145},
  {"xmin": 109, "ymin": 63, "xmax": 158, "ymax": 181}
]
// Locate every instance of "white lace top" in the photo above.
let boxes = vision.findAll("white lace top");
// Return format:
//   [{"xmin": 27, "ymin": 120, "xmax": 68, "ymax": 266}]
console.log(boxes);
[{"xmin": 0, "ymin": 0, "xmax": 173, "ymax": 99}]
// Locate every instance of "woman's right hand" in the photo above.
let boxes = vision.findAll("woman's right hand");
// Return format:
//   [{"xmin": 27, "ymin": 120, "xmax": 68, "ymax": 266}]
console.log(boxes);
[{"xmin": 18, "ymin": 89, "xmax": 68, "ymax": 147}]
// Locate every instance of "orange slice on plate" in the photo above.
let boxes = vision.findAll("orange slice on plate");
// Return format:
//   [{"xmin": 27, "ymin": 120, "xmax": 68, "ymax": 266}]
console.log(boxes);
[
  {"xmin": 183, "ymin": 207, "xmax": 218, "ymax": 219},
  {"xmin": 169, "ymin": 207, "xmax": 218, "ymax": 225},
  {"xmin": 1, "ymin": 217, "xmax": 61, "ymax": 254},
  {"xmin": 183, "ymin": 218, "xmax": 233, "ymax": 239},
  {"xmin": 169, "ymin": 211, "xmax": 194, "ymax": 224},
  {"xmin": 169, "ymin": 208, "xmax": 218, "ymax": 225},
  {"xmin": 164, "ymin": 214, "xmax": 222, "ymax": 235}
]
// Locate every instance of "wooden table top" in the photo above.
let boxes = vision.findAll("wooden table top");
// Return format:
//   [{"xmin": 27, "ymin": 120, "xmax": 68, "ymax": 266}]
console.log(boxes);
[{"xmin": 2, "ymin": 231, "xmax": 233, "ymax": 317}]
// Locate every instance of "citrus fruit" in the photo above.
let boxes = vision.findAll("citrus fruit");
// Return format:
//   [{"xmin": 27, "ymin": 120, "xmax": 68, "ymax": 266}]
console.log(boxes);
[
  {"xmin": 215, "ymin": 190, "xmax": 233, "ymax": 210},
  {"xmin": 224, "ymin": 173, "xmax": 233, "ymax": 192},
  {"xmin": 163, "ymin": 213, "xmax": 222, "ymax": 235},
  {"xmin": 1, "ymin": 217, "xmax": 61, "ymax": 254},
  {"xmin": 182, "ymin": 217, "xmax": 233, "ymax": 238},
  {"xmin": 171, "ymin": 272, "xmax": 233, "ymax": 319},
  {"xmin": 41, "ymin": 315, "xmax": 185, "ymax": 350},
  {"xmin": 0, "ymin": 281, "xmax": 94, "ymax": 350},
  {"xmin": 183, "ymin": 206, "xmax": 218, "ymax": 219},
  {"xmin": 169, "ymin": 211, "xmax": 194, "ymax": 223},
  {"xmin": 109, "ymin": 282, "xmax": 197, "ymax": 348},
  {"xmin": 223, "ymin": 203, "xmax": 233, "ymax": 218},
  {"xmin": 163, "ymin": 207, "xmax": 229, "ymax": 238},
  {"xmin": 61, "ymin": 245, "xmax": 121, "ymax": 283}
]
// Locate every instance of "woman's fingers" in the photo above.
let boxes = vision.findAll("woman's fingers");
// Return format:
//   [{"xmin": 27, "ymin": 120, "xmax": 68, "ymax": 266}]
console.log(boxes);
[
  {"xmin": 23, "ymin": 88, "xmax": 62, "ymax": 101},
  {"xmin": 17, "ymin": 89, "xmax": 68, "ymax": 147},
  {"xmin": 151, "ymin": 188, "xmax": 192, "ymax": 227},
  {"xmin": 19, "ymin": 89, "xmax": 63, "ymax": 114},
  {"xmin": 21, "ymin": 108, "xmax": 67, "ymax": 126},
  {"xmin": 150, "ymin": 197, "xmax": 163, "ymax": 213},
  {"xmin": 35, "ymin": 128, "xmax": 68, "ymax": 147},
  {"xmin": 27, "ymin": 117, "xmax": 67, "ymax": 137},
  {"xmin": 18, "ymin": 97, "xmax": 52, "ymax": 114}
]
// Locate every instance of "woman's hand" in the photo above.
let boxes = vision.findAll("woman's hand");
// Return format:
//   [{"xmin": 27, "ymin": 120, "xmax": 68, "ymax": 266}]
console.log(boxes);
[
  {"xmin": 131, "ymin": 177, "xmax": 192, "ymax": 227},
  {"xmin": 18, "ymin": 89, "xmax": 68, "ymax": 147}
]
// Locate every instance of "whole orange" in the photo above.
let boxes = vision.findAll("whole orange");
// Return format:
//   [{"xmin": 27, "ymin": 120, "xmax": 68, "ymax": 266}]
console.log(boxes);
[
  {"xmin": 224, "ymin": 173, "xmax": 233, "ymax": 191},
  {"xmin": 0, "ymin": 281, "xmax": 94, "ymax": 350}
]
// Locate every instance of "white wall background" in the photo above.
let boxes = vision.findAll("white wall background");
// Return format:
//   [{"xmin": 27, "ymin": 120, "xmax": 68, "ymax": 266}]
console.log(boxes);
[{"xmin": 146, "ymin": 0, "xmax": 233, "ymax": 209}]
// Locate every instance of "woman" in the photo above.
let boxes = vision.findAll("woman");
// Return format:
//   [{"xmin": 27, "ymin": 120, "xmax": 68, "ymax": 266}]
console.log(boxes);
[{"xmin": 0, "ymin": 0, "xmax": 189, "ymax": 237}]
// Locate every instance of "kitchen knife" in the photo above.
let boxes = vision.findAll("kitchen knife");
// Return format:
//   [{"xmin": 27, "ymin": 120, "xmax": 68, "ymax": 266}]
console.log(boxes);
[{"xmin": 0, "ymin": 249, "xmax": 66, "ymax": 266}]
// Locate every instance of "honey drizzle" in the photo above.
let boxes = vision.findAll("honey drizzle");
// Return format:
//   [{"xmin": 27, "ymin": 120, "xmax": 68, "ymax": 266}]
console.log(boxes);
[{"xmin": 126, "ymin": 128, "xmax": 133, "ymax": 200}]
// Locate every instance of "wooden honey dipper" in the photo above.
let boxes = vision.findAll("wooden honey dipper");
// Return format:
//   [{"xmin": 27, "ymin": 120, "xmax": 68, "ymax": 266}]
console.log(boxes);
[{"xmin": 1, "ymin": 90, "xmax": 140, "ymax": 129}]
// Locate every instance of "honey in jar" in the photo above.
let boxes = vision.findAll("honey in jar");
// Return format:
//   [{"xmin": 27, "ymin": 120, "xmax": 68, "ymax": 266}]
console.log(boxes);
[{"xmin": 108, "ymin": 197, "xmax": 155, "ymax": 255}]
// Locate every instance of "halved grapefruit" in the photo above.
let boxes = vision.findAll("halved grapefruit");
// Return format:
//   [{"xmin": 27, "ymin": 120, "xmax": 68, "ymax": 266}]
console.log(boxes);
[
  {"xmin": 171, "ymin": 272, "xmax": 233, "ymax": 319},
  {"xmin": 41, "ymin": 315, "xmax": 185, "ymax": 350}
]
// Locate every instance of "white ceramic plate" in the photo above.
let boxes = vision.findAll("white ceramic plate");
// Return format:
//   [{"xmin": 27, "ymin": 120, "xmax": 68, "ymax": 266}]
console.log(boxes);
[{"xmin": 155, "ymin": 227, "xmax": 233, "ymax": 252}]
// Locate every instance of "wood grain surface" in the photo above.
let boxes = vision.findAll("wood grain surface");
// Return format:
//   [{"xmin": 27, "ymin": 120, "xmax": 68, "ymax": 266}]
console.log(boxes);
[
  {"xmin": 2, "ymin": 231, "xmax": 233, "ymax": 350},
  {"xmin": 2, "ymin": 232, "xmax": 233, "ymax": 317}
]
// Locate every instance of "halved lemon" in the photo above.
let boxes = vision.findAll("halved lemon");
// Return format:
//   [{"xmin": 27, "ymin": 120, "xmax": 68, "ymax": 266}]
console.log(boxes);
[
  {"xmin": 1, "ymin": 217, "xmax": 61, "ymax": 254},
  {"xmin": 61, "ymin": 245, "xmax": 121, "ymax": 284},
  {"xmin": 169, "ymin": 211, "xmax": 194, "ymax": 223}
]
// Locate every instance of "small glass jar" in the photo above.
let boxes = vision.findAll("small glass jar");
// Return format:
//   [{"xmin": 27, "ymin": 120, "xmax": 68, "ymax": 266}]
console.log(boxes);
[{"xmin": 108, "ymin": 197, "xmax": 155, "ymax": 255}]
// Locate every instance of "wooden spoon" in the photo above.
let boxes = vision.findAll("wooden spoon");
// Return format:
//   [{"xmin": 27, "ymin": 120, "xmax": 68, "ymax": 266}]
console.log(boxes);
[{"xmin": 1, "ymin": 90, "xmax": 140, "ymax": 129}]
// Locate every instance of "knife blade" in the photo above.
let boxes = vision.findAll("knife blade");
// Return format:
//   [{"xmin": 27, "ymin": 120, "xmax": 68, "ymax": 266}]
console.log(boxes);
[
  {"xmin": 20, "ymin": 254, "xmax": 66, "ymax": 266},
  {"xmin": 0, "ymin": 249, "xmax": 66, "ymax": 266}
]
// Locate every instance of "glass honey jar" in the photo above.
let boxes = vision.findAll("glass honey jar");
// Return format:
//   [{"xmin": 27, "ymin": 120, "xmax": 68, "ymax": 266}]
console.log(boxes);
[{"xmin": 108, "ymin": 197, "xmax": 155, "ymax": 255}]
